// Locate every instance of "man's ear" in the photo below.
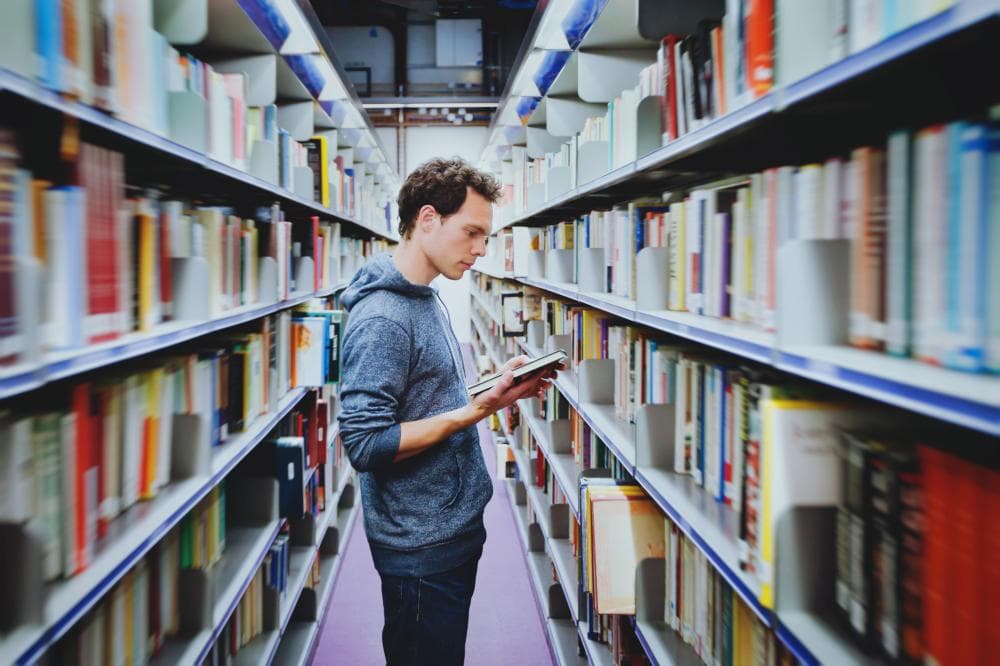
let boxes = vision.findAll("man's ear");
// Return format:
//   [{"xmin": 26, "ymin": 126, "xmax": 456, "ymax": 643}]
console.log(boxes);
[{"xmin": 416, "ymin": 204, "xmax": 438, "ymax": 234}]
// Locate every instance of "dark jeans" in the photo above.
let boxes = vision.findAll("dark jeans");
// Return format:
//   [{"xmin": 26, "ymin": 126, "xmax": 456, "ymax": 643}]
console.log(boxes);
[{"xmin": 379, "ymin": 556, "xmax": 480, "ymax": 666}]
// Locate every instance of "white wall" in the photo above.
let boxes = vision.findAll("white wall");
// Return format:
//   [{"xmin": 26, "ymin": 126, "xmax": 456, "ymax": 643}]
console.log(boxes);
[
  {"xmin": 392, "ymin": 124, "xmax": 488, "ymax": 344},
  {"xmin": 325, "ymin": 26, "xmax": 395, "ymax": 89}
]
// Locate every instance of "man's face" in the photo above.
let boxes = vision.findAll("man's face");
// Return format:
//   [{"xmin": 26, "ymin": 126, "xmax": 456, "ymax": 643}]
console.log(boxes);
[{"xmin": 421, "ymin": 188, "xmax": 492, "ymax": 280}]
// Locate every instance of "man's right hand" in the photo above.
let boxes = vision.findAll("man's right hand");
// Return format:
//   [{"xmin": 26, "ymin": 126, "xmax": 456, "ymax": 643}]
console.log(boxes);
[{"xmin": 468, "ymin": 359, "xmax": 563, "ymax": 418}]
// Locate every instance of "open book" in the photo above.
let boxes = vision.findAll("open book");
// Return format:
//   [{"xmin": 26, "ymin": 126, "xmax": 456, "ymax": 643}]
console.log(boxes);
[{"xmin": 467, "ymin": 349, "xmax": 567, "ymax": 397}]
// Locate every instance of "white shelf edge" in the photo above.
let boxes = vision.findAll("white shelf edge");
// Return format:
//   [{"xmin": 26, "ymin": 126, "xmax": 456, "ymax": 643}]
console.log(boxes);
[
  {"xmin": 0, "ymin": 285, "xmax": 351, "ymax": 402},
  {"xmin": 479, "ymin": 270, "xmax": 999, "ymax": 436}
]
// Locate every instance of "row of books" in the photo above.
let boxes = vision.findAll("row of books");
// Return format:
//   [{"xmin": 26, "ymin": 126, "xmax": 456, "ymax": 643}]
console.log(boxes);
[
  {"xmin": 0, "ymin": 1, "xmax": 393, "ymax": 226},
  {"xmin": 0, "ymin": 311, "xmax": 299, "ymax": 580},
  {"xmin": 524, "ymin": 301, "xmax": 1000, "ymax": 663},
  {"xmin": 492, "ymin": 109, "xmax": 1000, "ymax": 375},
  {"xmin": 0, "ymin": 131, "xmax": 385, "ymax": 368},
  {"xmin": 662, "ymin": 515, "xmax": 793, "ymax": 666},
  {"xmin": 480, "ymin": 277, "xmax": 1000, "ymax": 661},
  {"xmin": 47, "ymin": 487, "xmax": 226, "ymax": 664},
  {"xmin": 494, "ymin": 0, "xmax": 959, "ymax": 227},
  {"xmin": 263, "ymin": 531, "xmax": 292, "ymax": 599},
  {"xmin": 215, "ymin": 550, "xmax": 269, "ymax": 661},
  {"xmin": 837, "ymin": 434, "xmax": 998, "ymax": 665}
]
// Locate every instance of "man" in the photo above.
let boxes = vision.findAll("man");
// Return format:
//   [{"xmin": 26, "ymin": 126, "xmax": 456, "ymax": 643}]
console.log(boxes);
[{"xmin": 337, "ymin": 157, "xmax": 558, "ymax": 665}]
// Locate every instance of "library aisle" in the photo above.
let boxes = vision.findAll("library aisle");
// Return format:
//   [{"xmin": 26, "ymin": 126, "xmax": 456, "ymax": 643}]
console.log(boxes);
[{"xmin": 312, "ymin": 347, "xmax": 551, "ymax": 666}]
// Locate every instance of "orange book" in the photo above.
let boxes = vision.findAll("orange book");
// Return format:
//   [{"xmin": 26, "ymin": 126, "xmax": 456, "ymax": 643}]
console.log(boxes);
[{"xmin": 746, "ymin": 0, "xmax": 774, "ymax": 97}]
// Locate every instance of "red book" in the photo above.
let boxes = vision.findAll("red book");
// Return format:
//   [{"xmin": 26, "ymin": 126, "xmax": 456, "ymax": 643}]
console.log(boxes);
[
  {"xmin": 951, "ymin": 456, "xmax": 980, "ymax": 665},
  {"xmin": 159, "ymin": 202, "xmax": 172, "ymax": 319},
  {"xmin": 984, "ymin": 466, "xmax": 1000, "ymax": 658},
  {"xmin": 310, "ymin": 216, "xmax": 321, "ymax": 291},
  {"xmin": 661, "ymin": 35, "xmax": 680, "ymax": 141},
  {"xmin": 919, "ymin": 445, "xmax": 951, "ymax": 666},
  {"xmin": 746, "ymin": 0, "xmax": 774, "ymax": 97},
  {"xmin": 72, "ymin": 383, "xmax": 99, "ymax": 574},
  {"xmin": 83, "ymin": 144, "xmax": 119, "ymax": 344}
]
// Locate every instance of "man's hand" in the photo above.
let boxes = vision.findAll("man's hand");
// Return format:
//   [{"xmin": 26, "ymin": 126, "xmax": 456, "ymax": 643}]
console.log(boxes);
[
  {"xmin": 468, "ymin": 355, "xmax": 566, "ymax": 419},
  {"xmin": 395, "ymin": 355, "xmax": 566, "ymax": 463}
]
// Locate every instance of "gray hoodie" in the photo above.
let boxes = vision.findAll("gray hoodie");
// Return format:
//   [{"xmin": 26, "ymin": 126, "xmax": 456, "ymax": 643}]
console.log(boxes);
[{"xmin": 337, "ymin": 253, "xmax": 493, "ymax": 577}]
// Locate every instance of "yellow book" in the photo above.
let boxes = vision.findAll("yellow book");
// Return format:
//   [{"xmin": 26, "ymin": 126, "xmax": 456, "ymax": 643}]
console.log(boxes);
[
  {"xmin": 308, "ymin": 135, "xmax": 330, "ymax": 208},
  {"xmin": 136, "ymin": 210, "xmax": 155, "ymax": 331},
  {"xmin": 669, "ymin": 201, "xmax": 687, "ymax": 311},
  {"xmin": 759, "ymin": 399, "xmax": 882, "ymax": 608},
  {"xmin": 141, "ymin": 369, "xmax": 162, "ymax": 500}
]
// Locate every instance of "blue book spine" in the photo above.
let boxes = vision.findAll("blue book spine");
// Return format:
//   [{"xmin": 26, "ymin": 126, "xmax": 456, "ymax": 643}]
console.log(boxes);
[
  {"xmin": 944, "ymin": 123, "xmax": 989, "ymax": 371},
  {"xmin": 987, "ymin": 122, "xmax": 1000, "ymax": 374},
  {"xmin": 36, "ymin": 0, "xmax": 62, "ymax": 90},
  {"xmin": 236, "ymin": 0, "xmax": 291, "ymax": 51},
  {"xmin": 284, "ymin": 55, "xmax": 325, "ymax": 99},
  {"xmin": 716, "ymin": 367, "xmax": 727, "ymax": 502}
]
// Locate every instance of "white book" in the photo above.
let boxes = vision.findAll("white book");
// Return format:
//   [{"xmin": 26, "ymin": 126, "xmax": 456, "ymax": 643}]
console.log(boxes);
[
  {"xmin": 849, "ymin": 0, "xmax": 884, "ymax": 54},
  {"xmin": 675, "ymin": 40, "xmax": 689, "ymax": 137},
  {"xmin": 99, "ymin": 382, "xmax": 123, "ymax": 524},
  {"xmin": 674, "ymin": 358, "xmax": 691, "ymax": 474},
  {"xmin": 704, "ymin": 368, "xmax": 720, "ymax": 499},
  {"xmin": 795, "ymin": 164, "xmax": 824, "ymax": 240},
  {"xmin": 155, "ymin": 368, "xmax": 176, "ymax": 491},
  {"xmin": 686, "ymin": 192, "xmax": 705, "ymax": 315},
  {"xmin": 776, "ymin": 166, "xmax": 797, "ymax": 245},
  {"xmin": 695, "ymin": 549, "xmax": 708, "ymax": 656},
  {"xmin": 913, "ymin": 127, "xmax": 948, "ymax": 363},
  {"xmin": 732, "ymin": 189, "xmax": 749, "ymax": 322},
  {"xmin": 121, "ymin": 375, "xmax": 144, "ymax": 509},
  {"xmin": 753, "ymin": 172, "xmax": 772, "ymax": 329},
  {"xmin": 830, "ymin": 0, "xmax": 850, "ymax": 62},
  {"xmin": 822, "ymin": 157, "xmax": 844, "ymax": 239},
  {"xmin": 42, "ymin": 189, "xmax": 67, "ymax": 350},
  {"xmin": 886, "ymin": 131, "xmax": 912, "ymax": 356},
  {"xmin": 0, "ymin": 416, "xmax": 33, "ymax": 522},
  {"xmin": 728, "ymin": 378, "xmax": 745, "ymax": 512},
  {"xmin": 775, "ymin": 0, "xmax": 837, "ymax": 86}
]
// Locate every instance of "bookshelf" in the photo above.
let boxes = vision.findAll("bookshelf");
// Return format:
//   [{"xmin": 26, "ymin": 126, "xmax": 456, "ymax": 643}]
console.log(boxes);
[
  {"xmin": 472, "ymin": 2, "xmax": 998, "ymax": 662},
  {"xmin": 478, "ymin": 271, "xmax": 999, "ymax": 435},
  {"xmin": 0, "ymin": 1, "xmax": 376, "ymax": 664},
  {"xmin": 0, "ymin": 387, "xmax": 305, "ymax": 665},
  {"xmin": 0, "ymin": 284, "xmax": 347, "ymax": 402}
]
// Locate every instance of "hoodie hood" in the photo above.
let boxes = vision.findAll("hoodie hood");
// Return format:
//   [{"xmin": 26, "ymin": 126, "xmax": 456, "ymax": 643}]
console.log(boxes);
[{"xmin": 340, "ymin": 252, "xmax": 434, "ymax": 311}]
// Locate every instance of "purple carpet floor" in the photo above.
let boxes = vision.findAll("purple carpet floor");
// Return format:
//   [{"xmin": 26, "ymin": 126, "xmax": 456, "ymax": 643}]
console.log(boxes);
[{"xmin": 310, "ymin": 348, "xmax": 552, "ymax": 665}]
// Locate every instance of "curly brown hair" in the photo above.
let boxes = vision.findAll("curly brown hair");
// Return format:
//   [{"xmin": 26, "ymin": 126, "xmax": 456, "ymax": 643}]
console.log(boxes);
[{"xmin": 397, "ymin": 157, "xmax": 502, "ymax": 239}]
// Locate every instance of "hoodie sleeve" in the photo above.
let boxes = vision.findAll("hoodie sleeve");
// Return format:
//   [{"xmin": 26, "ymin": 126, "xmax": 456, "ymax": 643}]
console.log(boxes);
[{"xmin": 337, "ymin": 315, "xmax": 409, "ymax": 471}]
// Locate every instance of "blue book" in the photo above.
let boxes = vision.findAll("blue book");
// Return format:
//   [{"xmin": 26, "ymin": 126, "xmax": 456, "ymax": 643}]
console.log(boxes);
[
  {"xmin": 237, "ymin": 0, "xmax": 291, "ymax": 51},
  {"xmin": 284, "ymin": 55, "xmax": 325, "ymax": 99},
  {"xmin": 274, "ymin": 437, "xmax": 305, "ymax": 518},
  {"xmin": 533, "ymin": 51, "xmax": 571, "ymax": 95},
  {"xmin": 944, "ymin": 122, "xmax": 990, "ymax": 371},
  {"xmin": 35, "ymin": 0, "xmax": 61, "ymax": 90},
  {"xmin": 561, "ymin": 0, "xmax": 608, "ymax": 49}
]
